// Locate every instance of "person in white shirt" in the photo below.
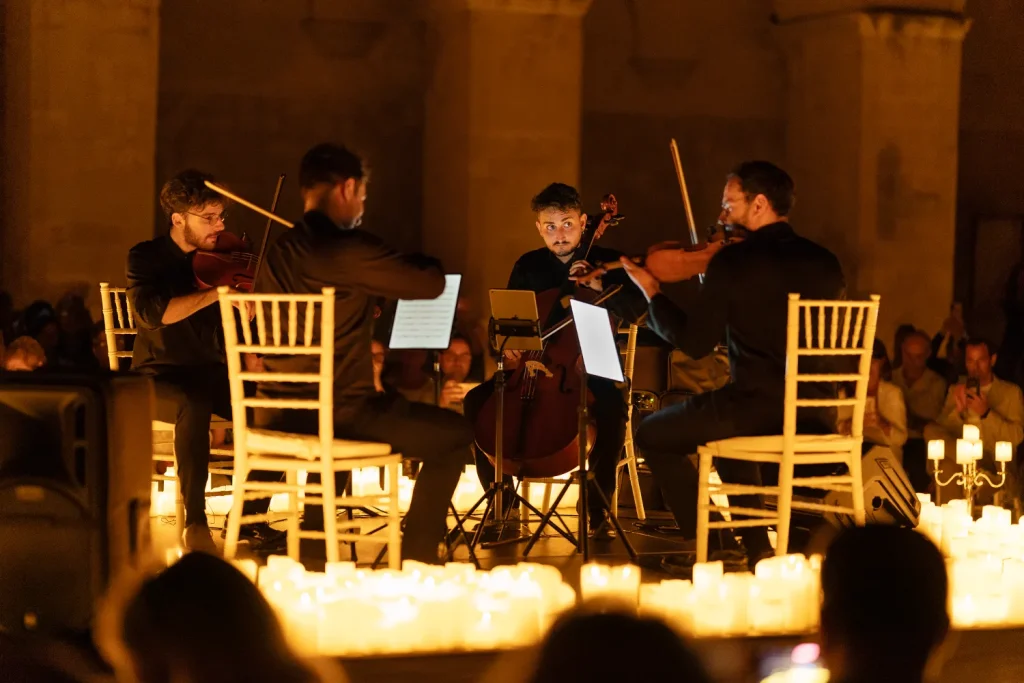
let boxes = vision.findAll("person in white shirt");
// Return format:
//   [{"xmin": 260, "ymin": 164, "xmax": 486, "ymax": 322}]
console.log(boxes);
[{"xmin": 839, "ymin": 341, "xmax": 907, "ymax": 462}]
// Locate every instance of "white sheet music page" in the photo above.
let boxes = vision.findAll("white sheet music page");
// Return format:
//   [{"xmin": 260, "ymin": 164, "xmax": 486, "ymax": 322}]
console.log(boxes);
[
  {"xmin": 569, "ymin": 299, "xmax": 625, "ymax": 382},
  {"xmin": 388, "ymin": 274, "xmax": 462, "ymax": 350}
]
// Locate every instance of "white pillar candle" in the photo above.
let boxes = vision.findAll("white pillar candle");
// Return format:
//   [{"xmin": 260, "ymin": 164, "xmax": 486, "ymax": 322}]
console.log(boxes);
[
  {"xmin": 956, "ymin": 439, "xmax": 973, "ymax": 465},
  {"xmin": 928, "ymin": 440, "xmax": 945, "ymax": 461},
  {"xmin": 996, "ymin": 441, "xmax": 1014, "ymax": 462},
  {"xmin": 972, "ymin": 441, "xmax": 984, "ymax": 460},
  {"xmin": 963, "ymin": 424, "xmax": 981, "ymax": 442},
  {"xmin": 579, "ymin": 563, "xmax": 640, "ymax": 607}
]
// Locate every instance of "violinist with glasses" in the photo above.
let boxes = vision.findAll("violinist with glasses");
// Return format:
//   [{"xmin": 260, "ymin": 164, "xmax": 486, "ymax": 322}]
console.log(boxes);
[
  {"xmin": 604, "ymin": 161, "xmax": 846, "ymax": 576},
  {"xmin": 126, "ymin": 170, "xmax": 267, "ymax": 553}
]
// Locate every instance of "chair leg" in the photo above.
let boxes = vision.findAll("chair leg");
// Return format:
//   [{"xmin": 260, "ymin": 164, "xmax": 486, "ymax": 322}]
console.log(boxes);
[
  {"xmin": 625, "ymin": 439, "xmax": 646, "ymax": 522},
  {"xmin": 174, "ymin": 489, "xmax": 185, "ymax": 530},
  {"xmin": 322, "ymin": 461, "xmax": 340, "ymax": 564},
  {"xmin": 521, "ymin": 481, "xmax": 531, "ymax": 526},
  {"xmin": 286, "ymin": 470, "xmax": 300, "ymax": 561},
  {"xmin": 775, "ymin": 459, "xmax": 795, "ymax": 557},
  {"xmin": 696, "ymin": 450, "xmax": 712, "ymax": 564},
  {"xmin": 848, "ymin": 447, "xmax": 867, "ymax": 526},
  {"xmin": 387, "ymin": 462, "xmax": 401, "ymax": 570},
  {"xmin": 223, "ymin": 465, "xmax": 246, "ymax": 559}
]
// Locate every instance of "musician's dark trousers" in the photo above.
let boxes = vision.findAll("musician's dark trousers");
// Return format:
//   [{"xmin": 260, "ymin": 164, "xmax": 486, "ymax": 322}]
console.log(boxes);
[
  {"xmin": 146, "ymin": 365, "xmax": 233, "ymax": 528},
  {"xmin": 462, "ymin": 376, "xmax": 626, "ymax": 523},
  {"xmin": 243, "ymin": 393, "xmax": 472, "ymax": 564},
  {"xmin": 635, "ymin": 384, "xmax": 783, "ymax": 559}
]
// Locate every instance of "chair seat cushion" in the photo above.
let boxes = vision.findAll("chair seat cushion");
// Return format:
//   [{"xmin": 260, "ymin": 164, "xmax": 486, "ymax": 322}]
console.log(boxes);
[
  {"xmin": 247, "ymin": 428, "xmax": 392, "ymax": 460},
  {"xmin": 703, "ymin": 433, "xmax": 860, "ymax": 454}
]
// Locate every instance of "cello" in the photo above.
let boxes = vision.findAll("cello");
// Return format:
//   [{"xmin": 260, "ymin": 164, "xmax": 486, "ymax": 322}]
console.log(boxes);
[{"xmin": 473, "ymin": 196, "xmax": 622, "ymax": 479}]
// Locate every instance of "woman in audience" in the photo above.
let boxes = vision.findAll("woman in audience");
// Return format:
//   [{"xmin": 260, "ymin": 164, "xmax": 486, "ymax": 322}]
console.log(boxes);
[
  {"xmin": 839, "ymin": 340, "xmax": 907, "ymax": 462},
  {"xmin": 98, "ymin": 553, "xmax": 344, "ymax": 683}
]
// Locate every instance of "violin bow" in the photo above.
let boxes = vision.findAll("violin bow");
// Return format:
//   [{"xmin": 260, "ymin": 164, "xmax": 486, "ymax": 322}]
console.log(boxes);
[
  {"xmin": 250, "ymin": 173, "xmax": 286, "ymax": 289},
  {"xmin": 669, "ymin": 138, "xmax": 705, "ymax": 284},
  {"xmin": 204, "ymin": 180, "xmax": 295, "ymax": 229}
]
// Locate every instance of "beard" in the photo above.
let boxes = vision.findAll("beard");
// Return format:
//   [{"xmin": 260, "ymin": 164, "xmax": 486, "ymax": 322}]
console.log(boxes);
[
  {"xmin": 550, "ymin": 241, "xmax": 575, "ymax": 257},
  {"xmin": 184, "ymin": 223, "xmax": 215, "ymax": 250}
]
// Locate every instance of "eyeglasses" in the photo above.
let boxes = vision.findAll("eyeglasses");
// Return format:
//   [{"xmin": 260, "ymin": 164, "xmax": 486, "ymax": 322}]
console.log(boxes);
[{"xmin": 187, "ymin": 211, "xmax": 227, "ymax": 225}]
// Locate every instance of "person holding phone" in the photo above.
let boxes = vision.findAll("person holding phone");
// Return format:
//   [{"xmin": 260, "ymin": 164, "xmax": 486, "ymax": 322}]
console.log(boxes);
[{"xmin": 925, "ymin": 339, "xmax": 1024, "ymax": 501}]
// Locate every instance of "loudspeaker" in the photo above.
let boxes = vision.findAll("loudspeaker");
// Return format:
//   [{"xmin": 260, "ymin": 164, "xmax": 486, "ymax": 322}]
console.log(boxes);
[
  {"xmin": 823, "ymin": 450, "xmax": 921, "ymax": 528},
  {"xmin": 0, "ymin": 372, "xmax": 154, "ymax": 635}
]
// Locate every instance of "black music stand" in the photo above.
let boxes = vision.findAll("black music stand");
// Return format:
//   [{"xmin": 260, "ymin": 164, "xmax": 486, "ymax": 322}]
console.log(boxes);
[{"xmin": 522, "ymin": 298, "xmax": 637, "ymax": 561}]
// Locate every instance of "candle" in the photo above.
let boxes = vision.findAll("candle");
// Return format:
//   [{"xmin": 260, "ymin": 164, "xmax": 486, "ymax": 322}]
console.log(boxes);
[
  {"xmin": 972, "ymin": 441, "xmax": 984, "ymax": 461},
  {"xmin": 233, "ymin": 559, "xmax": 258, "ymax": 582},
  {"xmin": 956, "ymin": 439, "xmax": 973, "ymax": 465},
  {"xmin": 579, "ymin": 563, "xmax": 640, "ymax": 607},
  {"xmin": 928, "ymin": 440, "xmax": 945, "ymax": 461},
  {"xmin": 996, "ymin": 441, "xmax": 1014, "ymax": 462},
  {"xmin": 963, "ymin": 424, "xmax": 981, "ymax": 442}
]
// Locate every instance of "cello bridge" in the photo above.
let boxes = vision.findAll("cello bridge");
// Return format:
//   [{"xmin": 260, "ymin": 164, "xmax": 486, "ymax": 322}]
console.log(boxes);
[{"xmin": 524, "ymin": 360, "xmax": 553, "ymax": 379}]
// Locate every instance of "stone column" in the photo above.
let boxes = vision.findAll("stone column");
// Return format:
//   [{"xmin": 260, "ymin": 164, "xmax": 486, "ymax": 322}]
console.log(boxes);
[
  {"xmin": 1, "ymin": 0, "xmax": 160, "ymax": 310},
  {"xmin": 774, "ymin": 0, "xmax": 969, "ymax": 346},
  {"xmin": 422, "ymin": 0, "xmax": 592, "ymax": 320}
]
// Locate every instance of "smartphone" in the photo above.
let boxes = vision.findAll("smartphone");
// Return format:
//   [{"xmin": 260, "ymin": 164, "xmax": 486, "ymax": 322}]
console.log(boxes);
[
  {"xmin": 966, "ymin": 377, "xmax": 980, "ymax": 397},
  {"xmin": 758, "ymin": 643, "xmax": 829, "ymax": 683}
]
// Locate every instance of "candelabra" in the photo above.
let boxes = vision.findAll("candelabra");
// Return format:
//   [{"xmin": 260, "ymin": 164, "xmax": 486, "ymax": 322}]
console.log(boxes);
[{"xmin": 929, "ymin": 424, "xmax": 1012, "ymax": 510}]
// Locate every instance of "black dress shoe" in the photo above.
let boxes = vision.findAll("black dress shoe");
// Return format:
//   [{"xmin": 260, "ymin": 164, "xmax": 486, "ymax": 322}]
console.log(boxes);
[{"xmin": 224, "ymin": 523, "xmax": 288, "ymax": 553}]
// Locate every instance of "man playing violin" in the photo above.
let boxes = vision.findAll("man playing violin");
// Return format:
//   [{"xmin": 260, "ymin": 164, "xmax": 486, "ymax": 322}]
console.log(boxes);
[
  {"xmin": 127, "ymin": 170, "xmax": 263, "ymax": 553},
  {"xmin": 609, "ymin": 161, "xmax": 845, "ymax": 574},
  {"xmin": 462, "ymin": 182, "xmax": 647, "ymax": 539},
  {"xmin": 242, "ymin": 143, "xmax": 473, "ymax": 565}
]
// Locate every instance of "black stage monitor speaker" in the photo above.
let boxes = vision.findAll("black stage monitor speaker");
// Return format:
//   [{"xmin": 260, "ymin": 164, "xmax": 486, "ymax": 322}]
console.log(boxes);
[
  {"xmin": 822, "ymin": 451, "xmax": 921, "ymax": 528},
  {"xmin": 0, "ymin": 372, "xmax": 154, "ymax": 635}
]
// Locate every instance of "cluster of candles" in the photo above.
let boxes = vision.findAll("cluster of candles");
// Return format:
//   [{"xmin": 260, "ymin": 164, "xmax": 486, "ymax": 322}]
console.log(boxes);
[
  {"xmin": 241, "ymin": 556, "xmax": 576, "ymax": 655},
  {"xmin": 917, "ymin": 496, "xmax": 1024, "ymax": 627},
  {"xmin": 927, "ymin": 424, "xmax": 1014, "ymax": 465},
  {"xmin": 583, "ymin": 556, "xmax": 821, "ymax": 637}
]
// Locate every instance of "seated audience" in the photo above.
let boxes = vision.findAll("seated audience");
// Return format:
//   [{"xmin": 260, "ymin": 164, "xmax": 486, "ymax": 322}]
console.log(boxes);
[
  {"xmin": 401, "ymin": 335, "xmax": 478, "ymax": 413},
  {"xmin": 838, "ymin": 340, "xmax": 907, "ymax": 462},
  {"xmin": 892, "ymin": 322, "xmax": 916, "ymax": 368},
  {"xmin": 98, "ymin": 553, "xmax": 344, "ymax": 683},
  {"xmin": 2, "ymin": 336, "xmax": 47, "ymax": 371},
  {"xmin": 893, "ymin": 330, "xmax": 948, "ymax": 490},
  {"xmin": 821, "ymin": 526, "xmax": 949, "ymax": 683},
  {"xmin": 930, "ymin": 302, "xmax": 968, "ymax": 382}
]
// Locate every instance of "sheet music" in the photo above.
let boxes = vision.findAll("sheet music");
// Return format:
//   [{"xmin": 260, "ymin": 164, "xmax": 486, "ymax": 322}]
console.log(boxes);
[
  {"xmin": 570, "ymin": 299, "xmax": 625, "ymax": 382},
  {"xmin": 389, "ymin": 274, "xmax": 462, "ymax": 350}
]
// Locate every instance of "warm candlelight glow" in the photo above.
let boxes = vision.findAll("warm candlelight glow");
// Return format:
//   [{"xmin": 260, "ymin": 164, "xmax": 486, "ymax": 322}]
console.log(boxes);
[
  {"xmin": 928, "ymin": 440, "xmax": 945, "ymax": 461},
  {"xmin": 996, "ymin": 441, "xmax": 1013, "ymax": 463},
  {"xmin": 963, "ymin": 424, "xmax": 981, "ymax": 442}
]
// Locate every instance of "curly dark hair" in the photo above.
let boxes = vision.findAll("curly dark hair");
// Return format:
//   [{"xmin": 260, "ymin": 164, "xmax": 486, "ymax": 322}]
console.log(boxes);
[
  {"xmin": 530, "ymin": 182, "xmax": 583, "ymax": 215},
  {"xmin": 159, "ymin": 169, "xmax": 228, "ymax": 221}
]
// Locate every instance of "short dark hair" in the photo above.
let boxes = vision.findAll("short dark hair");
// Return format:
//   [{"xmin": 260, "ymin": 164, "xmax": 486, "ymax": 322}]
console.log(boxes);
[
  {"xmin": 530, "ymin": 182, "xmax": 583, "ymax": 215},
  {"xmin": 299, "ymin": 143, "xmax": 367, "ymax": 189},
  {"xmin": 965, "ymin": 337, "xmax": 995, "ymax": 355},
  {"xmin": 159, "ymin": 169, "xmax": 226, "ymax": 221},
  {"xmin": 727, "ymin": 161, "xmax": 795, "ymax": 217},
  {"xmin": 822, "ymin": 527, "xmax": 948, "ymax": 666}
]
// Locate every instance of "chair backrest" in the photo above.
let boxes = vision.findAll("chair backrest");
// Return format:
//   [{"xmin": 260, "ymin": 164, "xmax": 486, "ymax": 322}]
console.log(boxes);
[
  {"xmin": 216, "ymin": 287, "xmax": 336, "ymax": 458},
  {"xmin": 98, "ymin": 282, "xmax": 137, "ymax": 371},
  {"xmin": 784, "ymin": 293, "xmax": 881, "ymax": 441}
]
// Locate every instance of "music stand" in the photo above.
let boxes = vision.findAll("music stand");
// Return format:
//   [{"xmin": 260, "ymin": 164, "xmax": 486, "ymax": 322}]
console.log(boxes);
[
  {"xmin": 389, "ymin": 273, "xmax": 462, "ymax": 407},
  {"xmin": 522, "ymin": 299, "xmax": 637, "ymax": 561},
  {"xmin": 459, "ymin": 290, "xmax": 561, "ymax": 552}
]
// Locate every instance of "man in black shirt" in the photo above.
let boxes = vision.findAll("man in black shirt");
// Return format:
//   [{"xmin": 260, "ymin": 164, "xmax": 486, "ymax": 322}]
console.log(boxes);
[
  {"xmin": 618, "ymin": 161, "xmax": 845, "ymax": 572},
  {"xmin": 244, "ymin": 143, "xmax": 473, "ymax": 564},
  {"xmin": 462, "ymin": 183, "xmax": 647, "ymax": 538},
  {"xmin": 127, "ymin": 170, "xmax": 252, "ymax": 552}
]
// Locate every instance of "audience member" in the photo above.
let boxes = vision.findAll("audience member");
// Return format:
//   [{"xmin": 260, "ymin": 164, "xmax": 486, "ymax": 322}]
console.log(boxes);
[
  {"xmin": 518, "ymin": 606, "xmax": 712, "ymax": 683},
  {"xmin": 99, "ymin": 553, "xmax": 344, "ymax": 683},
  {"xmin": 2, "ymin": 336, "xmax": 47, "ymax": 371},
  {"xmin": 839, "ymin": 340, "xmax": 907, "ymax": 461},
  {"xmin": 892, "ymin": 322, "xmax": 916, "ymax": 369},
  {"xmin": 21, "ymin": 300, "xmax": 61, "ymax": 365},
  {"xmin": 930, "ymin": 302, "xmax": 968, "ymax": 382},
  {"xmin": 55, "ymin": 293, "xmax": 98, "ymax": 368},
  {"xmin": 820, "ymin": 526, "xmax": 949, "ymax": 683},
  {"xmin": 401, "ymin": 335, "xmax": 478, "ymax": 412},
  {"xmin": 893, "ymin": 330, "xmax": 948, "ymax": 490},
  {"xmin": 926, "ymin": 338, "xmax": 1024, "ymax": 504}
]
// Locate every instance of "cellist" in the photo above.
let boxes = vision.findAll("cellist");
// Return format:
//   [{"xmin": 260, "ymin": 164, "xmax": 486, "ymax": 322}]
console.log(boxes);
[{"xmin": 461, "ymin": 183, "xmax": 647, "ymax": 540}]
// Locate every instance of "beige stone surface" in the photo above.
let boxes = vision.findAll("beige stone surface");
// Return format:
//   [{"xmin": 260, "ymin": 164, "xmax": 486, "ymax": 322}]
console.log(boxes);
[{"xmin": 1, "ymin": 0, "xmax": 160, "ymax": 311}]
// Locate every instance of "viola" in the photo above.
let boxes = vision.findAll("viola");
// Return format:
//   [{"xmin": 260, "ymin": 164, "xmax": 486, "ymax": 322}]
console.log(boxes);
[
  {"xmin": 191, "ymin": 174, "xmax": 286, "ymax": 293},
  {"xmin": 473, "ymin": 194, "xmax": 622, "ymax": 479}
]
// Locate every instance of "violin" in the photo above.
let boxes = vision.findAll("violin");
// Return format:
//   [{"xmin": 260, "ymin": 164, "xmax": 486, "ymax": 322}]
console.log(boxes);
[
  {"xmin": 473, "ymin": 193, "xmax": 621, "ymax": 479},
  {"xmin": 191, "ymin": 174, "xmax": 286, "ymax": 292}
]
